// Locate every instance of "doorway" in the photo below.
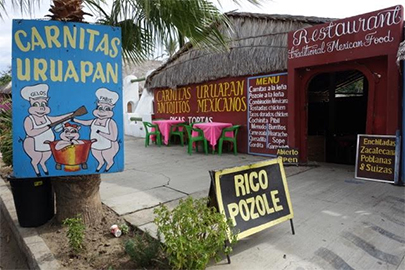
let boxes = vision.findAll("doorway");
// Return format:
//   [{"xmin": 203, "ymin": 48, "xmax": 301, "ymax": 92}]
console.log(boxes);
[{"xmin": 307, "ymin": 70, "xmax": 368, "ymax": 165}]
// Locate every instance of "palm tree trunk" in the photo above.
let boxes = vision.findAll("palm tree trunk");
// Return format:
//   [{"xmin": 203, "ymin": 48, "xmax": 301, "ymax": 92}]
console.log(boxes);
[{"xmin": 52, "ymin": 174, "xmax": 103, "ymax": 225}]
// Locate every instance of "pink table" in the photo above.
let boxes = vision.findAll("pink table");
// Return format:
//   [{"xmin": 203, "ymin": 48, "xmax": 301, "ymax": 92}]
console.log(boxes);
[
  {"xmin": 192, "ymin": 122, "xmax": 233, "ymax": 149},
  {"xmin": 152, "ymin": 119, "xmax": 184, "ymax": 145}
]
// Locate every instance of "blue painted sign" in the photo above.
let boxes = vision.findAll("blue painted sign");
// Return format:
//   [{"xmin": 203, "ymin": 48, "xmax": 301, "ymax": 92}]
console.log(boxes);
[{"xmin": 12, "ymin": 19, "xmax": 124, "ymax": 178}]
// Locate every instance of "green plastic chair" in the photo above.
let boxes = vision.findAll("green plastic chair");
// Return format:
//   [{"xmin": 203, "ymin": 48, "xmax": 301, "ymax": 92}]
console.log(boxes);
[
  {"xmin": 169, "ymin": 123, "xmax": 186, "ymax": 146},
  {"xmin": 184, "ymin": 125, "xmax": 208, "ymax": 155},
  {"xmin": 190, "ymin": 122, "xmax": 202, "ymax": 127},
  {"xmin": 143, "ymin": 121, "xmax": 162, "ymax": 147},
  {"xmin": 218, "ymin": 125, "xmax": 241, "ymax": 155}
]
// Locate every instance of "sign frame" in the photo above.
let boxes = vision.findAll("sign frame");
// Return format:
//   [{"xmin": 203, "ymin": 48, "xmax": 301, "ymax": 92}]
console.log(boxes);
[
  {"xmin": 277, "ymin": 147, "xmax": 299, "ymax": 165},
  {"xmin": 247, "ymin": 72, "xmax": 289, "ymax": 157},
  {"xmin": 12, "ymin": 19, "xmax": 124, "ymax": 178},
  {"xmin": 355, "ymin": 134, "xmax": 400, "ymax": 183},
  {"xmin": 287, "ymin": 5, "xmax": 404, "ymax": 67},
  {"xmin": 210, "ymin": 158, "xmax": 294, "ymax": 240}
]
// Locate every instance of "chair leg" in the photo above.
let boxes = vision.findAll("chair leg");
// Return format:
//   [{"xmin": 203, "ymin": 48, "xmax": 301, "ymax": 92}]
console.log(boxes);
[
  {"xmin": 233, "ymin": 141, "xmax": 237, "ymax": 155},
  {"xmin": 145, "ymin": 135, "xmax": 149, "ymax": 147},
  {"xmin": 218, "ymin": 139, "xmax": 223, "ymax": 155},
  {"xmin": 157, "ymin": 135, "xmax": 162, "ymax": 147},
  {"xmin": 188, "ymin": 141, "xmax": 193, "ymax": 155}
]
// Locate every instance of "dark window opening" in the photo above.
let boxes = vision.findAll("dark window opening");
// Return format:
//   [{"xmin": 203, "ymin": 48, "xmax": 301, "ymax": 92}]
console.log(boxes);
[{"xmin": 127, "ymin": 102, "xmax": 134, "ymax": 113}]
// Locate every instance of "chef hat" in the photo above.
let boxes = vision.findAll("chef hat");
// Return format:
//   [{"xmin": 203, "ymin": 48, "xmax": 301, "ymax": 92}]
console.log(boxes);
[
  {"xmin": 21, "ymin": 84, "xmax": 49, "ymax": 101},
  {"xmin": 96, "ymin": 87, "xmax": 119, "ymax": 105}
]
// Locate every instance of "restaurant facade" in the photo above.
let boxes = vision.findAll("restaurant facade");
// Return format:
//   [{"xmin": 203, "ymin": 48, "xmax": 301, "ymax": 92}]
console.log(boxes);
[{"xmin": 145, "ymin": 6, "xmax": 404, "ymax": 168}]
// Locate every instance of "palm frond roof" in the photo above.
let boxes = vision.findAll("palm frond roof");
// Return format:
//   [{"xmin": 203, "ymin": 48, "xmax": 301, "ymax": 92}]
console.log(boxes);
[{"xmin": 145, "ymin": 12, "xmax": 335, "ymax": 90}]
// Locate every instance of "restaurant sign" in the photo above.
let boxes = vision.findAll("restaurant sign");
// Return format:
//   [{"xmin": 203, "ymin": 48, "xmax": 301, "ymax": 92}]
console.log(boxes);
[
  {"xmin": 210, "ymin": 158, "xmax": 294, "ymax": 240},
  {"xmin": 247, "ymin": 73, "xmax": 289, "ymax": 156},
  {"xmin": 277, "ymin": 148, "xmax": 299, "ymax": 165},
  {"xmin": 355, "ymin": 134, "xmax": 400, "ymax": 183},
  {"xmin": 12, "ymin": 20, "xmax": 124, "ymax": 178},
  {"xmin": 153, "ymin": 76, "xmax": 247, "ymax": 124},
  {"xmin": 288, "ymin": 5, "xmax": 404, "ymax": 66}
]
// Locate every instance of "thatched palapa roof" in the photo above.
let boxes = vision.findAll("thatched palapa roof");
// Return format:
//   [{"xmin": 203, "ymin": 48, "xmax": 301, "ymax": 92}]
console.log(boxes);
[
  {"xmin": 123, "ymin": 60, "xmax": 163, "ymax": 80},
  {"xmin": 123, "ymin": 60, "xmax": 163, "ymax": 92},
  {"xmin": 145, "ymin": 12, "xmax": 334, "ymax": 90}
]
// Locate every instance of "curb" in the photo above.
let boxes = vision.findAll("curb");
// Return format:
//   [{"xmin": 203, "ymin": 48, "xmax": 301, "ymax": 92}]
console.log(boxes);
[{"xmin": 0, "ymin": 177, "xmax": 61, "ymax": 270}]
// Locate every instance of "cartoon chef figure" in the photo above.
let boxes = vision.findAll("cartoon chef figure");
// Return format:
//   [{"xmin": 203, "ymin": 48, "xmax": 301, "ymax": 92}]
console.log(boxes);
[
  {"xmin": 74, "ymin": 88, "xmax": 120, "ymax": 172},
  {"xmin": 21, "ymin": 84, "xmax": 74, "ymax": 176},
  {"xmin": 55, "ymin": 122, "xmax": 84, "ymax": 151}
]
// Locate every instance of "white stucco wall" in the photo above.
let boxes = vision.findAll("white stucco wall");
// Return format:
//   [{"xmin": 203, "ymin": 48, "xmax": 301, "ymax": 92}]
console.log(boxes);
[
  {"xmin": 123, "ymin": 75, "xmax": 142, "ymax": 137},
  {"xmin": 123, "ymin": 74, "xmax": 155, "ymax": 138}
]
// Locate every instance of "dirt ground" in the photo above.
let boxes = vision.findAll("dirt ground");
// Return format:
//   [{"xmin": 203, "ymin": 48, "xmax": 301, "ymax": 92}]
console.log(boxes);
[
  {"xmin": 37, "ymin": 204, "xmax": 140, "ymax": 270},
  {"xmin": 1, "ymin": 186, "xmax": 161, "ymax": 270},
  {"xmin": 0, "ymin": 160, "xmax": 151, "ymax": 270}
]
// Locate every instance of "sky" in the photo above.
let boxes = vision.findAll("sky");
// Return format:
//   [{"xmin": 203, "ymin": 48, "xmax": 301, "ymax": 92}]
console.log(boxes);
[{"xmin": 0, "ymin": 0, "xmax": 403, "ymax": 72}]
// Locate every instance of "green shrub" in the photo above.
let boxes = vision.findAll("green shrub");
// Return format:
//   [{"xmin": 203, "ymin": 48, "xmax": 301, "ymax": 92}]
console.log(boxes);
[
  {"xmin": 125, "ymin": 231, "xmax": 164, "ymax": 268},
  {"xmin": 63, "ymin": 215, "xmax": 86, "ymax": 253},
  {"xmin": 154, "ymin": 197, "xmax": 237, "ymax": 270},
  {"xmin": 0, "ymin": 97, "xmax": 12, "ymax": 167},
  {"xmin": 120, "ymin": 223, "xmax": 129, "ymax": 235}
]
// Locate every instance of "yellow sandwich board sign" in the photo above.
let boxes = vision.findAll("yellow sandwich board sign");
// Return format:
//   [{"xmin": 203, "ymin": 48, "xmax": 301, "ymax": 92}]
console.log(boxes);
[{"xmin": 210, "ymin": 157, "xmax": 294, "ymax": 240}]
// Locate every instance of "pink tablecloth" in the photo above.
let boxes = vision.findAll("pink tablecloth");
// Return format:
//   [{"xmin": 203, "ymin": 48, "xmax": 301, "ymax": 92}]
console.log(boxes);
[
  {"xmin": 192, "ymin": 122, "xmax": 233, "ymax": 149},
  {"xmin": 152, "ymin": 120, "xmax": 184, "ymax": 145}
]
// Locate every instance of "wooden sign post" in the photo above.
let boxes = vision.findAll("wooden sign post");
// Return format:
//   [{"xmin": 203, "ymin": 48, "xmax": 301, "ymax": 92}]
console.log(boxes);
[{"xmin": 209, "ymin": 157, "xmax": 294, "ymax": 241}]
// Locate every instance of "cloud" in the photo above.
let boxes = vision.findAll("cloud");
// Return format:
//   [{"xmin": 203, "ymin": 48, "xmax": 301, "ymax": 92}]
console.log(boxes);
[
  {"xmin": 0, "ymin": 3, "xmax": 48, "ymax": 71},
  {"xmin": 0, "ymin": 18, "xmax": 13, "ymax": 71}
]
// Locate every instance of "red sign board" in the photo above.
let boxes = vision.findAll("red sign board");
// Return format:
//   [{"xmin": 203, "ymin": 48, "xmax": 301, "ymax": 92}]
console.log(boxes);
[
  {"xmin": 154, "ymin": 76, "xmax": 247, "ymax": 123},
  {"xmin": 153, "ymin": 76, "xmax": 250, "ymax": 152},
  {"xmin": 288, "ymin": 5, "xmax": 404, "ymax": 67},
  {"xmin": 247, "ymin": 73, "xmax": 289, "ymax": 156}
]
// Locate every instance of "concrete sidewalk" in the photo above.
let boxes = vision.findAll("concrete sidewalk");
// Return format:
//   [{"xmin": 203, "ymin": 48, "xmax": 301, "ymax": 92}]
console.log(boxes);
[
  {"xmin": 102, "ymin": 136, "xmax": 405, "ymax": 270},
  {"xmin": 100, "ymin": 136, "xmax": 298, "ymax": 233}
]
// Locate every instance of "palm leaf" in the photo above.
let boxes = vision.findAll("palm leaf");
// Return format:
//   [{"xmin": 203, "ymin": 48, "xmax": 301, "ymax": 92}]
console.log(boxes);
[
  {"xmin": 137, "ymin": 0, "xmax": 232, "ymax": 51},
  {"xmin": 86, "ymin": 0, "xmax": 237, "ymax": 64},
  {"xmin": 2, "ymin": 0, "xmax": 262, "ymax": 64}
]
